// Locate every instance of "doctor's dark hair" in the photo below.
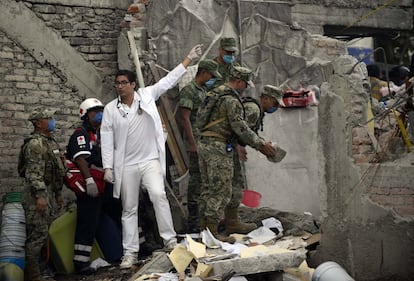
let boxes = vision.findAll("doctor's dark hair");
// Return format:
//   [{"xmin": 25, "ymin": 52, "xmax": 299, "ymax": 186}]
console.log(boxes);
[{"xmin": 115, "ymin": 69, "xmax": 137, "ymax": 84}]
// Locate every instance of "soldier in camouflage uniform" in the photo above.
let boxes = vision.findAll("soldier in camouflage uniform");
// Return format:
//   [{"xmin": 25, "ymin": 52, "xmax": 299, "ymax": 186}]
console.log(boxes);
[
  {"xmin": 227, "ymin": 85, "xmax": 285, "ymax": 234},
  {"xmin": 21, "ymin": 107, "xmax": 65, "ymax": 281},
  {"xmin": 197, "ymin": 66, "xmax": 276, "ymax": 243},
  {"xmin": 210, "ymin": 37, "xmax": 239, "ymax": 89},
  {"xmin": 178, "ymin": 59, "xmax": 222, "ymax": 233}
]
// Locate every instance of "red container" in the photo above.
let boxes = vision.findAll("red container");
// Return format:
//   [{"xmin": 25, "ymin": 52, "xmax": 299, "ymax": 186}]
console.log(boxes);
[
  {"xmin": 241, "ymin": 190, "xmax": 262, "ymax": 208},
  {"xmin": 282, "ymin": 89, "xmax": 309, "ymax": 107}
]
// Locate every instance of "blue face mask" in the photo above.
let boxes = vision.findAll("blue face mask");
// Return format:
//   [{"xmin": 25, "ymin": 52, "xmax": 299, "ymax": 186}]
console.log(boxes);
[
  {"xmin": 48, "ymin": 118, "xmax": 56, "ymax": 132},
  {"xmin": 236, "ymin": 89, "xmax": 243, "ymax": 95},
  {"xmin": 222, "ymin": 55, "xmax": 235, "ymax": 64},
  {"xmin": 93, "ymin": 111, "xmax": 103, "ymax": 124},
  {"xmin": 266, "ymin": 106, "xmax": 278, "ymax": 113},
  {"xmin": 205, "ymin": 78, "xmax": 217, "ymax": 88}
]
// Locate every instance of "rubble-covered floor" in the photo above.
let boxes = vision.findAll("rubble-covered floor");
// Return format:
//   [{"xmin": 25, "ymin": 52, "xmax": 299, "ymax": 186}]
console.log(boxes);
[{"xmin": 52, "ymin": 206, "xmax": 320, "ymax": 281}]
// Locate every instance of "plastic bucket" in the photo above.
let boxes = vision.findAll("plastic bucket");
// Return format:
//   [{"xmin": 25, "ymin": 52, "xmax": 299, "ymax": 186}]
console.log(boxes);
[
  {"xmin": 312, "ymin": 261, "xmax": 355, "ymax": 281},
  {"xmin": 241, "ymin": 190, "xmax": 262, "ymax": 208},
  {"xmin": 0, "ymin": 193, "xmax": 26, "ymax": 270}
]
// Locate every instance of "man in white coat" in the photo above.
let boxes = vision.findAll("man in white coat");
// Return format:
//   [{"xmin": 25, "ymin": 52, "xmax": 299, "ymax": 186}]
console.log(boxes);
[{"xmin": 101, "ymin": 44, "xmax": 202, "ymax": 269}]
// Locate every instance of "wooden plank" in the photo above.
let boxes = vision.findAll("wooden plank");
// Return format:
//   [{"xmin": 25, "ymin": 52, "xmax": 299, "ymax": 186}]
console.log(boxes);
[
  {"xmin": 126, "ymin": 31, "xmax": 145, "ymax": 87},
  {"xmin": 147, "ymin": 61, "xmax": 189, "ymax": 175},
  {"xmin": 158, "ymin": 102, "xmax": 187, "ymax": 176}
]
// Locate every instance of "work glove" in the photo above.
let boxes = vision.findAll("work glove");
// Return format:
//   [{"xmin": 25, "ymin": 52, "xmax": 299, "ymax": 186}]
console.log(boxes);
[
  {"xmin": 186, "ymin": 44, "xmax": 203, "ymax": 62},
  {"xmin": 85, "ymin": 177, "xmax": 99, "ymax": 197},
  {"xmin": 104, "ymin": 168, "xmax": 113, "ymax": 183}
]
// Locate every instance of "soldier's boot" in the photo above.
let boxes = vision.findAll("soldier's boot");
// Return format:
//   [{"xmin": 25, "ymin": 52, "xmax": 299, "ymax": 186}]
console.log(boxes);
[
  {"xmin": 204, "ymin": 222, "xmax": 236, "ymax": 244},
  {"xmin": 24, "ymin": 263, "xmax": 47, "ymax": 281},
  {"xmin": 225, "ymin": 207, "xmax": 257, "ymax": 235}
]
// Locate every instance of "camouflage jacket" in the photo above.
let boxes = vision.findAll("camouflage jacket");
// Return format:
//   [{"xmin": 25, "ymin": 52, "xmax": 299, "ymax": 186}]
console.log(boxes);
[
  {"xmin": 178, "ymin": 79, "xmax": 207, "ymax": 139},
  {"xmin": 200, "ymin": 84, "xmax": 264, "ymax": 150},
  {"xmin": 23, "ymin": 132, "xmax": 65, "ymax": 198}
]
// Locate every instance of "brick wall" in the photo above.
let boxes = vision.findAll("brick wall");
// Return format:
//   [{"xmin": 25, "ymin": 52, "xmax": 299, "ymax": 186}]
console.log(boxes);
[
  {"xmin": 0, "ymin": 1, "xmax": 127, "ymax": 197},
  {"xmin": 370, "ymin": 186, "xmax": 414, "ymax": 217},
  {"xmin": 28, "ymin": 2, "xmax": 125, "ymax": 78}
]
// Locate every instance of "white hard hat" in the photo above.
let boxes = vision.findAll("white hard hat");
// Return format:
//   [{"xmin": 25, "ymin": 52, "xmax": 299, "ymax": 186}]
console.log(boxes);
[{"xmin": 79, "ymin": 98, "xmax": 104, "ymax": 119}]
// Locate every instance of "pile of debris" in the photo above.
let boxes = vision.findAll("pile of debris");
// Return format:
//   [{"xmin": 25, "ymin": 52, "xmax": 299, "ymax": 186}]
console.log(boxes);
[{"xmin": 128, "ymin": 207, "xmax": 320, "ymax": 281}]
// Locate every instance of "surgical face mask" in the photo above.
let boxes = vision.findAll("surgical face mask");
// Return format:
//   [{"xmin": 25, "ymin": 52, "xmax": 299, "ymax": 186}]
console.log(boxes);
[
  {"xmin": 222, "ymin": 55, "xmax": 235, "ymax": 64},
  {"xmin": 266, "ymin": 106, "xmax": 278, "ymax": 113},
  {"xmin": 236, "ymin": 89, "xmax": 243, "ymax": 95},
  {"xmin": 93, "ymin": 111, "xmax": 103, "ymax": 124},
  {"xmin": 48, "ymin": 118, "xmax": 56, "ymax": 132},
  {"xmin": 205, "ymin": 78, "xmax": 217, "ymax": 88}
]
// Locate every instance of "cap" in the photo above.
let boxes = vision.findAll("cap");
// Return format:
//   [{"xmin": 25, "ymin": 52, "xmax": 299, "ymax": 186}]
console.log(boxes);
[
  {"xmin": 230, "ymin": 66, "xmax": 255, "ymax": 88},
  {"xmin": 220, "ymin": 37, "xmax": 238, "ymax": 52},
  {"xmin": 198, "ymin": 59, "xmax": 222, "ymax": 79},
  {"xmin": 28, "ymin": 107, "xmax": 56, "ymax": 121},
  {"xmin": 262, "ymin": 84, "xmax": 285, "ymax": 107}
]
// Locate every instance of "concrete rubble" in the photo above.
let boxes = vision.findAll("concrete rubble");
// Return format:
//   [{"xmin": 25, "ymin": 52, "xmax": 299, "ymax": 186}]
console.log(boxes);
[{"xmin": 126, "ymin": 212, "xmax": 318, "ymax": 281}]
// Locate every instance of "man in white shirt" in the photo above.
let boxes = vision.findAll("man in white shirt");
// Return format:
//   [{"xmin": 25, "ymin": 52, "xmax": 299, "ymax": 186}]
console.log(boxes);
[{"xmin": 101, "ymin": 44, "xmax": 202, "ymax": 269}]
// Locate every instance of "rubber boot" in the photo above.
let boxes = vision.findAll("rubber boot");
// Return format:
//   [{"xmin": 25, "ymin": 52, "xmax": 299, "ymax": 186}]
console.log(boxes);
[
  {"xmin": 225, "ymin": 207, "xmax": 257, "ymax": 234},
  {"xmin": 205, "ymin": 222, "xmax": 236, "ymax": 244}
]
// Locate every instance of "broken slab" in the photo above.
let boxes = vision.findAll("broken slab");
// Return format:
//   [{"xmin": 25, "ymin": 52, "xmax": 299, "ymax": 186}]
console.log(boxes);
[
  {"xmin": 128, "ymin": 252, "xmax": 173, "ymax": 281},
  {"xmin": 208, "ymin": 248, "xmax": 307, "ymax": 276}
]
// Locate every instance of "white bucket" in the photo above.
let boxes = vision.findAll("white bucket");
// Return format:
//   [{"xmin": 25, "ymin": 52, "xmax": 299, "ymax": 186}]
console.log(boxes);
[
  {"xmin": 312, "ymin": 261, "xmax": 355, "ymax": 281},
  {"xmin": 0, "ymin": 199, "xmax": 26, "ymax": 269}
]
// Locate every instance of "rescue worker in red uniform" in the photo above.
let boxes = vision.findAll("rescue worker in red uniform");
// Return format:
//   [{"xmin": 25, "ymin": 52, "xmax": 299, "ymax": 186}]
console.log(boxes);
[{"xmin": 66, "ymin": 98, "xmax": 121, "ymax": 274}]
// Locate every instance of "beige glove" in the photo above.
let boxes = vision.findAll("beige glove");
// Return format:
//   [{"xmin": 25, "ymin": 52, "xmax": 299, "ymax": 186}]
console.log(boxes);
[
  {"xmin": 186, "ymin": 44, "xmax": 203, "ymax": 62},
  {"xmin": 85, "ymin": 177, "xmax": 99, "ymax": 197},
  {"xmin": 104, "ymin": 168, "xmax": 113, "ymax": 183}
]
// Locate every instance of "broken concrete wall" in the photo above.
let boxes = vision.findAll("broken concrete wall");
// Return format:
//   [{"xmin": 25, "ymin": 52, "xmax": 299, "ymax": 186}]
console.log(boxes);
[
  {"xmin": 292, "ymin": 0, "xmax": 413, "ymax": 34},
  {"xmin": 309, "ymin": 56, "xmax": 414, "ymax": 280}
]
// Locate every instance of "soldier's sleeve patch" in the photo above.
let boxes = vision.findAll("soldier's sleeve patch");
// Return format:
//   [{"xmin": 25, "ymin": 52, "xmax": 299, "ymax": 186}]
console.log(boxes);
[{"xmin": 77, "ymin": 136, "xmax": 86, "ymax": 146}]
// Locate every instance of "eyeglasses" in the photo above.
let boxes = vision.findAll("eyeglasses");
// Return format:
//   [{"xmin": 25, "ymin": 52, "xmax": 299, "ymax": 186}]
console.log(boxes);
[{"xmin": 114, "ymin": 80, "xmax": 130, "ymax": 88}]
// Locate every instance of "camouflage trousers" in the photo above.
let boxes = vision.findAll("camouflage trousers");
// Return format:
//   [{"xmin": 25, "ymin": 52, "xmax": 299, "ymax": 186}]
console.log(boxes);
[
  {"xmin": 230, "ymin": 149, "xmax": 243, "ymax": 209},
  {"xmin": 187, "ymin": 154, "xmax": 201, "ymax": 224},
  {"xmin": 21, "ymin": 187, "xmax": 56, "ymax": 269},
  {"xmin": 198, "ymin": 139, "xmax": 240, "ymax": 223}
]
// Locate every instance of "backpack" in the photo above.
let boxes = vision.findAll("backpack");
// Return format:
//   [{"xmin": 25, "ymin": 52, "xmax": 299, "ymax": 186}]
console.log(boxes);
[
  {"xmin": 242, "ymin": 96, "xmax": 263, "ymax": 133},
  {"xmin": 196, "ymin": 86, "xmax": 241, "ymax": 132},
  {"xmin": 17, "ymin": 136, "xmax": 43, "ymax": 178}
]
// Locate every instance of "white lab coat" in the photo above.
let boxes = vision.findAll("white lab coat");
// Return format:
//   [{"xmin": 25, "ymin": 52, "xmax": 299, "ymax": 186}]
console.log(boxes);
[{"xmin": 101, "ymin": 64, "xmax": 187, "ymax": 198}]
